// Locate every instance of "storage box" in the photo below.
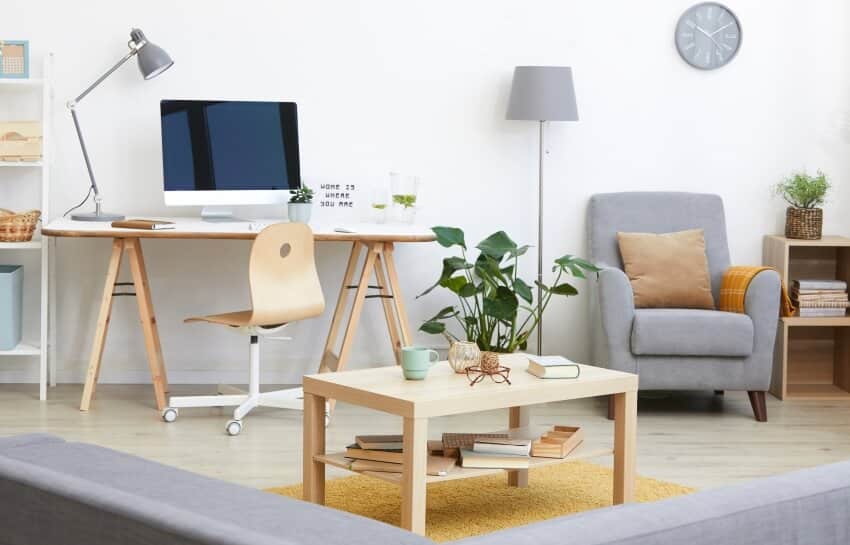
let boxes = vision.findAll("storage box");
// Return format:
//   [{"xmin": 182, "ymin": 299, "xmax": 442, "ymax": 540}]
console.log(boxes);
[
  {"xmin": 531, "ymin": 425, "xmax": 584, "ymax": 459},
  {"xmin": 0, "ymin": 121, "xmax": 42, "ymax": 161},
  {"xmin": 0, "ymin": 265, "xmax": 22, "ymax": 350}
]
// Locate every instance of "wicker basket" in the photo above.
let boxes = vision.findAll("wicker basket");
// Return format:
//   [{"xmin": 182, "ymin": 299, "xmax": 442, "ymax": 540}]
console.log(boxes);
[
  {"xmin": 785, "ymin": 207, "xmax": 823, "ymax": 240},
  {"xmin": 0, "ymin": 209, "xmax": 41, "ymax": 242}
]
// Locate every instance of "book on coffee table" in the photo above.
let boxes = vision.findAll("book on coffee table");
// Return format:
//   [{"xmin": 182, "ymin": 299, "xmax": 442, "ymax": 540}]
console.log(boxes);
[
  {"xmin": 345, "ymin": 444, "xmax": 403, "ymax": 464},
  {"xmin": 472, "ymin": 438, "xmax": 531, "ymax": 456},
  {"xmin": 350, "ymin": 455, "xmax": 456, "ymax": 476},
  {"xmin": 355, "ymin": 434, "xmax": 404, "ymax": 450},
  {"xmin": 459, "ymin": 449, "xmax": 530, "ymax": 469},
  {"xmin": 527, "ymin": 355, "xmax": 581, "ymax": 379}
]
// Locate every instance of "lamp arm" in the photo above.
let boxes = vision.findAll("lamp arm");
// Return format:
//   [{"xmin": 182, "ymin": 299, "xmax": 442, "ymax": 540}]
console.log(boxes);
[
  {"xmin": 69, "ymin": 47, "xmax": 137, "ymax": 106},
  {"xmin": 66, "ymin": 47, "xmax": 138, "ymax": 201}
]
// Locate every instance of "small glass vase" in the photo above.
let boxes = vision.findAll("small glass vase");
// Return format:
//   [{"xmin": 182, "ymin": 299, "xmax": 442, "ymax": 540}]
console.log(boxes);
[
  {"xmin": 368, "ymin": 183, "xmax": 388, "ymax": 223},
  {"xmin": 389, "ymin": 172, "xmax": 419, "ymax": 224},
  {"xmin": 448, "ymin": 341, "xmax": 481, "ymax": 374}
]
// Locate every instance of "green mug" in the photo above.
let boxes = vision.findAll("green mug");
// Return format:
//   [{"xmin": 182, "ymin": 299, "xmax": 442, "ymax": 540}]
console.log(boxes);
[{"xmin": 401, "ymin": 346, "xmax": 440, "ymax": 380}]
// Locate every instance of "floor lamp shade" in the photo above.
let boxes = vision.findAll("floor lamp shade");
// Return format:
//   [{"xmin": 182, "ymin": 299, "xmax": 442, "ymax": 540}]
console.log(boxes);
[{"xmin": 506, "ymin": 66, "xmax": 578, "ymax": 122}]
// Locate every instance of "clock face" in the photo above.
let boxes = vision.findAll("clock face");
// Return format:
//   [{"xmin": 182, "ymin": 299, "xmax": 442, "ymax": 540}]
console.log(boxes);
[{"xmin": 675, "ymin": 2, "xmax": 741, "ymax": 70}]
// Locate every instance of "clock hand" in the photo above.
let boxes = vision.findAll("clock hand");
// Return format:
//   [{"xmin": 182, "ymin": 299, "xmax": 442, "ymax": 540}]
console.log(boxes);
[
  {"xmin": 709, "ymin": 22, "xmax": 734, "ymax": 36},
  {"xmin": 696, "ymin": 25, "xmax": 726, "ymax": 52}
]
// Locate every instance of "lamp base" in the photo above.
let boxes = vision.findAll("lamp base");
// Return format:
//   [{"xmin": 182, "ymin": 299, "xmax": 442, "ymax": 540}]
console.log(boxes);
[{"xmin": 71, "ymin": 210, "xmax": 125, "ymax": 222}]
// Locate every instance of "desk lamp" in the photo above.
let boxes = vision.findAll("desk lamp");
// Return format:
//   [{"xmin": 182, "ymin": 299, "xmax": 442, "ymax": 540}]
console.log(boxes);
[
  {"xmin": 506, "ymin": 66, "xmax": 579, "ymax": 355},
  {"xmin": 67, "ymin": 28, "xmax": 173, "ymax": 221}
]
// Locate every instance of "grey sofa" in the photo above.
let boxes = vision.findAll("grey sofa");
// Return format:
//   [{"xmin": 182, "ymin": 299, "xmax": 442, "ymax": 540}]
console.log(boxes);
[
  {"xmin": 587, "ymin": 192, "xmax": 780, "ymax": 421},
  {"xmin": 1, "ymin": 434, "xmax": 849, "ymax": 545}
]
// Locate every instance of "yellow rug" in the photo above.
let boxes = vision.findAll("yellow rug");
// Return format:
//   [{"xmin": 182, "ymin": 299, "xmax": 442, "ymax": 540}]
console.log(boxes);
[{"xmin": 268, "ymin": 461, "xmax": 694, "ymax": 542}]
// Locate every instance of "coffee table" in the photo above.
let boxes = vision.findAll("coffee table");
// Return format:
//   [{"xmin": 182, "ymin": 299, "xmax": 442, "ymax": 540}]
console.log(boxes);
[{"xmin": 302, "ymin": 353, "xmax": 638, "ymax": 535}]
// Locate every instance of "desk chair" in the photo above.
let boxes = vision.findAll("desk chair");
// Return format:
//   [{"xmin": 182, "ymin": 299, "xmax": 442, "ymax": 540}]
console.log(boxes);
[{"xmin": 162, "ymin": 223, "xmax": 326, "ymax": 435}]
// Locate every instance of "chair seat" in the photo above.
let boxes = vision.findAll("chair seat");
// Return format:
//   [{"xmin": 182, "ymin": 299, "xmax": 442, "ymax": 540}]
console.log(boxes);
[
  {"xmin": 631, "ymin": 308, "xmax": 754, "ymax": 357},
  {"xmin": 185, "ymin": 311, "xmax": 285, "ymax": 329}
]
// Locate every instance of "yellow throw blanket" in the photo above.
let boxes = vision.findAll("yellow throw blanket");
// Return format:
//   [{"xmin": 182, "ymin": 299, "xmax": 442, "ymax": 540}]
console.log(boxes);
[{"xmin": 719, "ymin": 266, "xmax": 795, "ymax": 317}]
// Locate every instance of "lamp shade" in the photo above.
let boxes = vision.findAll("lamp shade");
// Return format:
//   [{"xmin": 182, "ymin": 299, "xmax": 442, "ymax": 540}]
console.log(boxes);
[
  {"xmin": 506, "ymin": 66, "xmax": 578, "ymax": 122},
  {"xmin": 131, "ymin": 28, "xmax": 174, "ymax": 80}
]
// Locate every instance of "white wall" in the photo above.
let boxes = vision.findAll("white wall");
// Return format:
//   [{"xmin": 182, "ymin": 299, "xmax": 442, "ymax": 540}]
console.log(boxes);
[{"xmin": 1, "ymin": 0, "xmax": 849, "ymax": 384}]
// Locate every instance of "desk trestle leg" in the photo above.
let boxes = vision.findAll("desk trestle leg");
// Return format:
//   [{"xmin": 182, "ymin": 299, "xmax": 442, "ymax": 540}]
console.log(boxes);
[
  {"xmin": 79, "ymin": 237, "xmax": 169, "ymax": 412},
  {"xmin": 319, "ymin": 242, "xmax": 412, "ymax": 415}
]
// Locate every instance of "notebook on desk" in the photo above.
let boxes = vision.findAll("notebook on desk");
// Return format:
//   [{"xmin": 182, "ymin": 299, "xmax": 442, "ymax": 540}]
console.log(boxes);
[{"xmin": 111, "ymin": 219, "xmax": 176, "ymax": 230}]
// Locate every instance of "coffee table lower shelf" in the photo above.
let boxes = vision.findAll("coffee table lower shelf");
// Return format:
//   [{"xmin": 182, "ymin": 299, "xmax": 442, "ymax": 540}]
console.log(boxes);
[{"xmin": 315, "ymin": 442, "xmax": 613, "ymax": 485}]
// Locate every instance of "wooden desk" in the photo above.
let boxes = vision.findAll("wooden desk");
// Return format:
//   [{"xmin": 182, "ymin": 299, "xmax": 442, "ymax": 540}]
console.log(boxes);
[{"xmin": 42, "ymin": 218, "xmax": 435, "ymax": 412}]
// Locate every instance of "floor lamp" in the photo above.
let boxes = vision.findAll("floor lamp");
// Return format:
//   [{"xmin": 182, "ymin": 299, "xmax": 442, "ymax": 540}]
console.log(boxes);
[
  {"xmin": 67, "ymin": 28, "xmax": 173, "ymax": 221},
  {"xmin": 506, "ymin": 66, "xmax": 579, "ymax": 356}
]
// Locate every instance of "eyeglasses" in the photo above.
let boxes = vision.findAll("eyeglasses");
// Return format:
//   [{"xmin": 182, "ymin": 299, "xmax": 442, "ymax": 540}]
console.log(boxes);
[{"xmin": 465, "ymin": 365, "xmax": 512, "ymax": 387}]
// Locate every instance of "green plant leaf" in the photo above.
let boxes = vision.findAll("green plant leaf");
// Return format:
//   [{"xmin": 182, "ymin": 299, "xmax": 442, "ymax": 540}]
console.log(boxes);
[
  {"xmin": 773, "ymin": 170, "xmax": 830, "ymax": 209},
  {"xmin": 510, "ymin": 244, "xmax": 531, "ymax": 258},
  {"xmin": 513, "ymin": 278, "xmax": 533, "ymax": 303},
  {"xmin": 476, "ymin": 231, "xmax": 517, "ymax": 260},
  {"xmin": 427, "ymin": 306, "xmax": 459, "ymax": 321},
  {"xmin": 474, "ymin": 254, "xmax": 507, "ymax": 286},
  {"xmin": 431, "ymin": 226, "xmax": 466, "ymax": 249},
  {"xmin": 483, "ymin": 286, "xmax": 518, "ymax": 321},
  {"xmin": 441, "ymin": 275, "xmax": 468, "ymax": 294},
  {"xmin": 458, "ymin": 282, "xmax": 478, "ymax": 298},
  {"xmin": 420, "ymin": 321, "xmax": 446, "ymax": 334},
  {"xmin": 418, "ymin": 257, "xmax": 473, "ymax": 297},
  {"xmin": 550, "ymin": 282, "xmax": 578, "ymax": 296}
]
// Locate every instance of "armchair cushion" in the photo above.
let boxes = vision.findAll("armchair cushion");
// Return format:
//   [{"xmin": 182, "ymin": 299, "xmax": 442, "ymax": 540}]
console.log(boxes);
[{"xmin": 631, "ymin": 308, "xmax": 754, "ymax": 357}]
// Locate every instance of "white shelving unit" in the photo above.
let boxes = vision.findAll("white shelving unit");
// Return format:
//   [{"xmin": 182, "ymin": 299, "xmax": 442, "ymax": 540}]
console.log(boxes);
[{"xmin": 0, "ymin": 54, "xmax": 53, "ymax": 400}]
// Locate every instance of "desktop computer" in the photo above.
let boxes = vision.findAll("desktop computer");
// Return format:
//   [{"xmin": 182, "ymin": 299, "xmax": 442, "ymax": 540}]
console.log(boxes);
[{"xmin": 160, "ymin": 100, "xmax": 301, "ymax": 220}]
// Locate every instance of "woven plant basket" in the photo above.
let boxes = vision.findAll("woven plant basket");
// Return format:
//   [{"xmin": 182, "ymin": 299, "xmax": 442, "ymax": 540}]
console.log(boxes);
[
  {"xmin": 785, "ymin": 207, "xmax": 822, "ymax": 240},
  {"xmin": 0, "ymin": 208, "xmax": 41, "ymax": 242}
]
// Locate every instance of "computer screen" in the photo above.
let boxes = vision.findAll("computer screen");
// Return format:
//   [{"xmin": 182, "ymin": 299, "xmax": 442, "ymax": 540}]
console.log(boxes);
[{"xmin": 160, "ymin": 100, "xmax": 301, "ymax": 199}]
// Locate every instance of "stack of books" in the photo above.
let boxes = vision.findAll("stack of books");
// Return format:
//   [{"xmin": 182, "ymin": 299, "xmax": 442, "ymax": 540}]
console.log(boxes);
[
  {"xmin": 792, "ymin": 279, "xmax": 850, "ymax": 317},
  {"xmin": 344, "ymin": 435, "xmax": 456, "ymax": 476},
  {"xmin": 459, "ymin": 437, "xmax": 532, "ymax": 469}
]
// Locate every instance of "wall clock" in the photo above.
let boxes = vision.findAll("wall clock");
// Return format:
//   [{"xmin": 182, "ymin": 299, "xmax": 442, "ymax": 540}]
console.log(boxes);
[{"xmin": 675, "ymin": 2, "xmax": 741, "ymax": 70}]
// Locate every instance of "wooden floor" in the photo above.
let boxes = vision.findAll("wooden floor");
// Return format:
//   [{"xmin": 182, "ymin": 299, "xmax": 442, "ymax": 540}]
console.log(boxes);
[{"xmin": 1, "ymin": 384, "xmax": 849, "ymax": 490}]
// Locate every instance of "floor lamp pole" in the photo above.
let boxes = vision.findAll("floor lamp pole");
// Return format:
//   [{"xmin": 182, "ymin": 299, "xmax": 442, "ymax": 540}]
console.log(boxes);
[{"xmin": 536, "ymin": 120, "xmax": 545, "ymax": 357}]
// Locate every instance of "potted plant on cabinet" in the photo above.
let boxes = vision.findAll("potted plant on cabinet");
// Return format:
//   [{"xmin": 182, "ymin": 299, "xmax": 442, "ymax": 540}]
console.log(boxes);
[
  {"xmin": 288, "ymin": 185, "xmax": 314, "ymax": 223},
  {"xmin": 417, "ymin": 226, "xmax": 599, "ymax": 370},
  {"xmin": 774, "ymin": 170, "xmax": 830, "ymax": 240}
]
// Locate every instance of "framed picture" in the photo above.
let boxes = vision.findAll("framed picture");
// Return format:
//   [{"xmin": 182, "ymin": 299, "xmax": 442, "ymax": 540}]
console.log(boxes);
[{"xmin": 0, "ymin": 40, "xmax": 29, "ymax": 79}]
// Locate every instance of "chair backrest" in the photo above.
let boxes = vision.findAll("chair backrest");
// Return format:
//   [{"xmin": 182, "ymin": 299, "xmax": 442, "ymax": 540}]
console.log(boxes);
[
  {"xmin": 587, "ymin": 192, "xmax": 731, "ymax": 304},
  {"xmin": 248, "ymin": 223, "xmax": 325, "ymax": 325}
]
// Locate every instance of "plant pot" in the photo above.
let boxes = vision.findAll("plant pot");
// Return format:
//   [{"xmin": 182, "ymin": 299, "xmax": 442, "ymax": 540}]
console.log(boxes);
[
  {"xmin": 785, "ymin": 207, "xmax": 822, "ymax": 240},
  {"xmin": 288, "ymin": 203, "xmax": 312, "ymax": 224}
]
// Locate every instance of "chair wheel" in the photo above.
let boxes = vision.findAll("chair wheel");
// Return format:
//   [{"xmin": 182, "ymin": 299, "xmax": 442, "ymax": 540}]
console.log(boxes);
[
  {"xmin": 162, "ymin": 407, "xmax": 178, "ymax": 423},
  {"xmin": 226, "ymin": 419, "xmax": 243, "ymax": 436}
]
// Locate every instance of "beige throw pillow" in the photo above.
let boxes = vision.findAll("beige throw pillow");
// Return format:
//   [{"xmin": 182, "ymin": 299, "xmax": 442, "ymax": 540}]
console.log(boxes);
[{"xmin": 617, "ymin": 229, "xmax": 714, "ymax": 309}]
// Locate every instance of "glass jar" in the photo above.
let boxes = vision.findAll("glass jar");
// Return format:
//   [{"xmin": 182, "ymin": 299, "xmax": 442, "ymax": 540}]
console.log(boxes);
[
  {"xmin": 389, "ymin": 172, "xmax": 419, "ymax": 224},
  {"xmin": 448, "ymin": 341, "xmax": 481, "ymax": 374}
]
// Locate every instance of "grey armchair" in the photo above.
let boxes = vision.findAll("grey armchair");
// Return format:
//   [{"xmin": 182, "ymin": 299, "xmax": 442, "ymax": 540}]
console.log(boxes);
[{"xmin": 588, "ymin": 192, "xmax": 780, "ymax": 421}]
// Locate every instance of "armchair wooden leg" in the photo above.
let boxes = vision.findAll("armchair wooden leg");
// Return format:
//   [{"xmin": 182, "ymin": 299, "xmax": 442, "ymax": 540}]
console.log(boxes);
[
  {"xmin": 747, "ymin": 391, "xmax": 767, "ymax": 422},
  {"xmin": 607, "ymin": 395, "xmax": 615, "ymax": 420}
]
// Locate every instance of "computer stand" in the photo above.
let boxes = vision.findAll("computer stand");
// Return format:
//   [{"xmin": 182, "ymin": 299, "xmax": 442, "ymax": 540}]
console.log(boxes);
[{"xmin": 200, "ymin": 207, "xmax": 243, "ymax": 222}]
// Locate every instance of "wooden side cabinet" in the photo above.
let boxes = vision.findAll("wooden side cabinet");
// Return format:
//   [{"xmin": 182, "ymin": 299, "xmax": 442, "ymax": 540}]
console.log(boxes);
[{"xmin": 764, "ymin": 235, "xmax": 850, "ymax": 400}]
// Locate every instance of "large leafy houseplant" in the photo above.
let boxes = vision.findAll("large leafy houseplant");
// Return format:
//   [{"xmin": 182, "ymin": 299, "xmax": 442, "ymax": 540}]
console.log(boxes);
[{"xmin": 418, "ymin": 227, "xmax": 599, "ymax": 353}]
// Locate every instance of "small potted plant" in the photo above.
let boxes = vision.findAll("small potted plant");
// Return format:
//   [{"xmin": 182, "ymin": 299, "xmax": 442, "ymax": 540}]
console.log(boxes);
[
  {"xmin": 774, "ymin": 170, "xmax": 830, "ymax": 240},
  {"xmin": 288, "ymin": 185, "xmax": 314, "ymax": 223}
]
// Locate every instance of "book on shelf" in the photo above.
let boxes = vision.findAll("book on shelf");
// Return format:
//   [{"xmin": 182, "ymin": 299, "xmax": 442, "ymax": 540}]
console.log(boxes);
[
  {"xmin": 345, "ymin": 444, "xmax": 403, "ymax": 464},
  {"xmin": 442, "ymin": 433, "xmax": 510, "ymax": 452},
  {"xmin": 526, "ymin": 355, "xmax": 580, "ymax": 379},
  {"xmin": 355, "ymin": 434, "xmax": 404, "ymax": 450},
  {"xmin": 459, "ymin": 449, "xmax": 530, "ymax": 469},
  {"xmin": 796, "ymin": 302, "xmax": 850, "ymax": 309},
  {"xmin": 793, "ymin": 279, "xmax": 848, "ymax": 291},
  {"xmin": 472, "ymin": 438, "xmax": 532, "ymax": 456},
  {"xmin": 798, "ymin": 308, "xmax": 848, "ymax": 317},
  {"xmin": 349, "ymin": 455, "xmax": 456, "ymax": 476}
]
